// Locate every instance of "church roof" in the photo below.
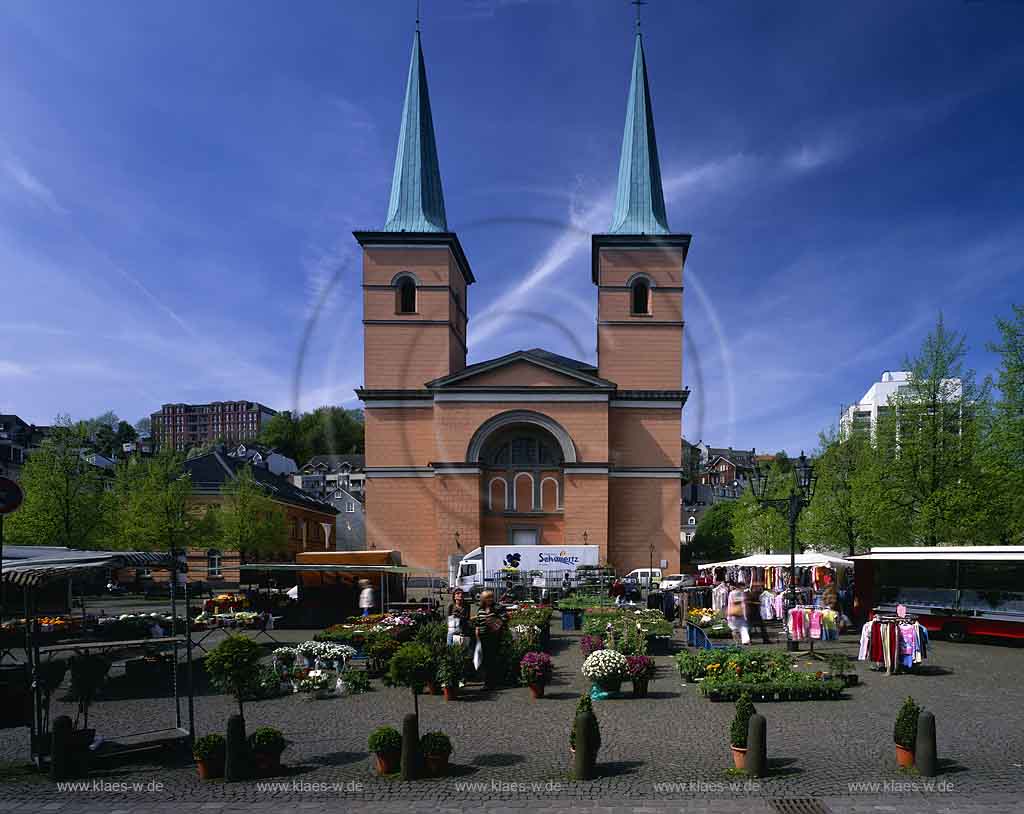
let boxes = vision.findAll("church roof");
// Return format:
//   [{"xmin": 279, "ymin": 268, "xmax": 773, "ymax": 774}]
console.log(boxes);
[
  {"xmin": 426, "ymin": 348, "xmax": 614, "ymax": 389},
  {"xmin": 608, "ymin": 32, "xmax": 669, "ymax": 236},
  {"xmin": 382, "ymin": 30, "xmax": 448, "ymax": 233}
]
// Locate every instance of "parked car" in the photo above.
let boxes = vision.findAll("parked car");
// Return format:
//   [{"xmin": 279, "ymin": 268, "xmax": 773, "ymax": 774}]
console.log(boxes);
[
  {"xmin": 623, "ymin": 568, "xmax": 662, "ymax": 589},
  {"xmin": 659, "ymin": 574, "xmax": 696, "ymax": 591}
]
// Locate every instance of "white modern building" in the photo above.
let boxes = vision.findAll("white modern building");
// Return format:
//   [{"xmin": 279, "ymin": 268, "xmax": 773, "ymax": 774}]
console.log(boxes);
[{"xmin": 840, "ymin": 370, "xmax": 962, "ymax": 438}]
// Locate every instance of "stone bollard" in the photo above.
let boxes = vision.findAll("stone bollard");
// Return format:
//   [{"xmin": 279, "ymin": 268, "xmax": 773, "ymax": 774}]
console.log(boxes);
[
  {"xmin": 572, "ymin": 711, "xmax": 598, "ymax": 780},
  {"xmin": 401, "ymin": 713, "xmax": 420, "ymax": 780},
  {"xmin": 50, "ymin": 715, "xmax": 74, "ymax": 780},
  {"xmin": 224, "ymin": 714, "xmax": 248, "ymax": 781},
  {"xmin": 746, "ymin": 713, "xmax": 767, "ymax": 778},
  {"xmin": 915, "ymin": 710, "xmax": 938, "ymax": 777}
]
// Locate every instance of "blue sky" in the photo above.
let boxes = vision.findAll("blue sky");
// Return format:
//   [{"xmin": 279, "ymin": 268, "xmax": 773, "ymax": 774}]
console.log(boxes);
[{"xmin": 2, "ymin": 0, "xmax": 1022, "ymax": 454}]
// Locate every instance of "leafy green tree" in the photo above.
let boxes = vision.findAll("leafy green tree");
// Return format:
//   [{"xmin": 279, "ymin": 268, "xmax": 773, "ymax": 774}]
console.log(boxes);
[
  {"xmin": 257, "ymin": 411, "xmax": 304, "ymax": 461},
  {"xmin": 731, "ymin": 490, "xmax": 789, "ymax": 555},
  {"xmin": 6, "ymin": 416, "xmax": 112, "ymax": 549},
  {"xmin": 258, "ymin": 406, "xmax": 364, "ymax": 464},
  {"xmin": 869, "ymin": 314, "xmax": 992, "ymax": 546},
  {"xmin": 688, "ymin": 502, "xmax": 737, "ymax": 563},
  {"xmin": 986, "ymin": 304, "xmax": 1024, "ymax": 543},
  {"xmin": 799, "ymin": 429, "xmax": 871, "ymax": 556},
  {"xmin": 205, "ymin": 635, "xmax": 264, "ymax": 719},
  {"xmin": 215, "ymin": 466, "xmax": 288, "ymax": 560}
]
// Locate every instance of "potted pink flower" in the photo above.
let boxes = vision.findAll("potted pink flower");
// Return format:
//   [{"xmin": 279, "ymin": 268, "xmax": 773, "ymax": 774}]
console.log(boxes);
[
  {"xmin": 626, "ymin": 655, "xmax": 656, "ymax": 698},
  {"xmin": 519, "ymin": 652, "xmax": 553, "ymax": 699}
]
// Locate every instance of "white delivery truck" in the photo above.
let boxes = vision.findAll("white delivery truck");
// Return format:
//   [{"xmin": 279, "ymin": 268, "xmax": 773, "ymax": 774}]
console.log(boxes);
[{"xmin": 451, "ymin": 545, "xmax": 600, "ymax": 597}]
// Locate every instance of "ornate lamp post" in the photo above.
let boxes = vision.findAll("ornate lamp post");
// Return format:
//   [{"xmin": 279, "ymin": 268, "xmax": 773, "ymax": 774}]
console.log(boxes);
[{"xmin": 751, "ymin": 451, "xmax": 817, "ymax": 652}]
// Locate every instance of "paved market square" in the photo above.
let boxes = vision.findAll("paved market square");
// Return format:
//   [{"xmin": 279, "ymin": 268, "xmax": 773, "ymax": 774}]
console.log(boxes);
[{"xmin": 2, "ymin": 617, "xmax": 1022, "ymax": 809}]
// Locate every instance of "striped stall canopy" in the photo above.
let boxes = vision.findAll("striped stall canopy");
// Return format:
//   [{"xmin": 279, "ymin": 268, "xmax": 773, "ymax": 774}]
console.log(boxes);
[{"xmin": 1, "ymin": 547, "xmax": 173, "ymax": 589}]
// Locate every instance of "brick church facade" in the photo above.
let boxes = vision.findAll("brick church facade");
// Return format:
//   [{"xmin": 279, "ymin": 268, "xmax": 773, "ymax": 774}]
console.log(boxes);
[{"xmin": 356, "ymin": 26, "xmax": 689, "ymax": 575}]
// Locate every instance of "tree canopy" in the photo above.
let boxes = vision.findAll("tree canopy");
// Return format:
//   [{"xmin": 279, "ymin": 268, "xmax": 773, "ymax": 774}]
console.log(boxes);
[{"xmin": 258, "ymin": 406, "xmax": 364, "ymax": 464}]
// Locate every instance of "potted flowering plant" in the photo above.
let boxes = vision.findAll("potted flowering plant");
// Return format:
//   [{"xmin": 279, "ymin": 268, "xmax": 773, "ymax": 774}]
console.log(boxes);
[
  {"xmin": 368, "ymin": 726, "xmax": 401, "ymax": 775},
  {"xmin": 297, "ymin": 669, "xmax": 337, "ymax": 699},
  {"xmin": 625, "ymin": 655, "xmax": 655, "ymax": 698},
  {"xmin": 192, "ymin": 733, "xmax": 225, "ymax": 780},
  {"xmin": 894, "ymin": 696, "xmax": 921, "ymax": 768},
  {"xmin": 581, "ymin": 649, "xmax": 628, "ymax": 694},
  {"xmin": 248, "ymin": 727, "xmax": 287, "ymax": 775},
  {"xmin": 295, "ymin": 640, "xmax": 320, "ymax": 668},
  {"xmin": 729, "ymin": 692, "xmax": 756, "ymax": 769},
  {"xmin": 519, "ymin": 652, "xmax": 553, "ymax": 699},
  {"xmin": 420, "ymin": 731, "xmax": 453, "ymax": 777}
]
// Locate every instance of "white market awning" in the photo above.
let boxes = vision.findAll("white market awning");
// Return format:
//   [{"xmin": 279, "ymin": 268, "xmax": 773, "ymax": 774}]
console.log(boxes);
[{"xmin": 698, "ymin": 551, "xmax": 854, "ymax": 571}]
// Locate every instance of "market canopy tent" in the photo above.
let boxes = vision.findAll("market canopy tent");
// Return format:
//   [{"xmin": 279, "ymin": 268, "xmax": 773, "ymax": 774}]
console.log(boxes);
[
  {"xmin": 2, "ymin": 546, "xmax": 173, "ymax": 588},
  {"xmin": 697, "ymin": 551, "xmax": 854, "ymax": 571}
]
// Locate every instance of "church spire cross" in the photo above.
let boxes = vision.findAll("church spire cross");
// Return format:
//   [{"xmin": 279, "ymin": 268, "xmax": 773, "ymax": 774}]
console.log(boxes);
[
  {"xmin": 382, "ymin": 25, "xmax": 448, "ymax": 233},
  {"xmin": 608, "ymin": 20, "xmax": 669, "ymax": 235}
]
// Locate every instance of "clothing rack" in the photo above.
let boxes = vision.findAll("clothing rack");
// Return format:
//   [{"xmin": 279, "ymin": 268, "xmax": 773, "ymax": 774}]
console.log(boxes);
[
  {"xmin": 859, "ymin": 612, "xmax": 928, "ymax": 674},
  {"xmin": 787, "ymin": 605, "xmax": 841, "ymax": 659}
]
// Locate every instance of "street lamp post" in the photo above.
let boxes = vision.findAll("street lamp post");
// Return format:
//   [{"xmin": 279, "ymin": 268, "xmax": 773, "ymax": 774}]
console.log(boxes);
[{"xmin": 752, "ymin": 452, "xmax": 817, "ymax": 652}]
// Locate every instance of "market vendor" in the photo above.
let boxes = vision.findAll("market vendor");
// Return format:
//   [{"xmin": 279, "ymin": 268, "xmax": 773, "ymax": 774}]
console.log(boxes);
[{"xmin": 473, "ymin": 590, "xmax": 508, "ymax": 689}]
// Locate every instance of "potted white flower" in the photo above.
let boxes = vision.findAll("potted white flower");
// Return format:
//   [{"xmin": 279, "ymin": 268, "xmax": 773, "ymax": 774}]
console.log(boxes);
[{"xmin": 581, "ymin": 649, "xmax": 628, "ymax": 694}]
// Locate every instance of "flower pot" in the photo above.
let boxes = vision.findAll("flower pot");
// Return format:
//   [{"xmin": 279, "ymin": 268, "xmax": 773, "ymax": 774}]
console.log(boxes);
[
  {"xmin": 895, "ymin": 744, "xmax": 915, "ymax": 768},
  {"xmin": 424, "ymin": 753, "xmax": 449, "ymax": 777},
  {"xmin": 529, "ymin": 683, "xmax": 545, "ymax": 699},
  {"xmin": 443, "ymin": 685, "xmax": 458, "ymax": 701},
  {"xmin": 253, "ymin": 750, "xmax": 282, "ymax": 776},
  {"xmin": 374, "ymin": 749, "xmax": 401, "ymax": 775},
  {"xmin": 196, "ymin": 757, "xmax": 224, "ymax": 780},
  {"xmin": 596, "ymin": 678, "xmax": 622, "ymax": 694},
  {"xmin": 731, "ymin": 746, "xmax": 748, "ymax": 770},
  {"xmin": 631, "ymin": 678, "xmax": 649, "ymax": 698}
]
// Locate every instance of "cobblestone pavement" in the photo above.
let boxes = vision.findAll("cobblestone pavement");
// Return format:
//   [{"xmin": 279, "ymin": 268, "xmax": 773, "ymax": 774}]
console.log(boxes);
[{"xmin": 2, "ymin": 617, "xmax": 1022, "ymax": 806}]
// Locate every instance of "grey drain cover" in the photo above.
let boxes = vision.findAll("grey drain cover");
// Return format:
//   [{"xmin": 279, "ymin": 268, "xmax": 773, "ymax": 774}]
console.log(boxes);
[{"xmin": 769, "ymin": 800, "xmax": 831, "ymax": 814}]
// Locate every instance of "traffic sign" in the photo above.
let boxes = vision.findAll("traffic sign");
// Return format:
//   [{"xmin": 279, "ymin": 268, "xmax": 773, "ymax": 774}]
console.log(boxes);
[{"xmin": 0, "ymin": 477, "xmax": 23, "ymax": 514}]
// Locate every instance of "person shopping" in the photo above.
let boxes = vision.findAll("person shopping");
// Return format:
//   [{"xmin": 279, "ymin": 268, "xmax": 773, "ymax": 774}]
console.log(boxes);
[
  {"xmin": 726, "ymin": 581, "xmax": 750, "ymax": 645},
  {"xmin": 358, "ymin": 579, "xmax": 375, "ymax": 617},
  {"xmin": 473, "ymin": 590, "xmax": 508, "ymax": 689},
  {"xmin": 446, "ymin": 588, "xmax": 472, "ymax": 647}
]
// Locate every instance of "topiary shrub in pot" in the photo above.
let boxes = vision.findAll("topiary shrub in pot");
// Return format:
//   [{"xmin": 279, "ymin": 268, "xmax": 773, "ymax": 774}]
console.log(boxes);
[
  {"xmin": 248, "ymin": 727, "xmax": 287, "ymax": 776},
  {"xmin": 729, "ymin": 692, "xmax": 757, "ymax": 769},
  {"xmin": 894, "ymin": 696, "xmax": 921, "ymax": 768},
  {"xmin": 420, "ymin": 731, "xmax": 453, "ymax": 777},
  {"xmin": 368, "ymin": 726, "xmax": 402, "ymax": 775},
  {"xmin": 193, "ymin": 733, "xmax": 226, "ymax": 780},
  {"xmin": 205, "ymin": 635, "xmax": 263, "ymax": 721},
  {"xmin": 436, "ymin": 644, "xmax": 465, "ymax": 701},
  {"xmin": 568, "ymin": 693, "xmax": 601, "ymax": 756},
  {"xmin": 386, "ymin": 642, "xmax": 434, "ymax": 718}
]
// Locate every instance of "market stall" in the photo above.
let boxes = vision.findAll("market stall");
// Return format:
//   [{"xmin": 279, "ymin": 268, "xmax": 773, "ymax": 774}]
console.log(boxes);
[{"xmin": 0, "ymin": 545, "xmax": 194, "ymax": 766}]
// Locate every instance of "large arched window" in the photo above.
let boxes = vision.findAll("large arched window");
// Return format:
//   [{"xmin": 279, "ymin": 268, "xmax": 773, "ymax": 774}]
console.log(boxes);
[
  {"xmin": 394, "ymin": 273, "xmax": 417, "ymax": 314},
  {"xmin": 480, "ymin": 425, "xmax": 565, "ymax": 515},
  {"xmin": 630, "ymin": 276, "xmax": 651, "ymax": 315}
]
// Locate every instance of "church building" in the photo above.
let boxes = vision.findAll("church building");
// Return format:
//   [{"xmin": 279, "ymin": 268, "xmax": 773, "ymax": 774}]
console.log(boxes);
[{"xmin": 355, "ymin": 24, "xmax": 690, "ymax": 576}]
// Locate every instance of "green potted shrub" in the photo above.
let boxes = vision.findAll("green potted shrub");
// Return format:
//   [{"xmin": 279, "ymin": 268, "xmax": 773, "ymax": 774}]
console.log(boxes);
[
  {"xmin": 729, "ymin": 692, "xmax": 757, "ymax": 769},
  {"xmin": 368, "ymin": 726, "xmax": 402, "ymax": 775},
  {"xmin": 386, "ymin": 642, "xmax": 434, "ymax": 717},
  {"xmin": 193, "ymin": 733, "xmax": 226, "ymax": 780},
  {"xmin": 205, "ymin": 635, "xmax": 263, "ymax": 720},
  {"xmin": 436, "ymin": 645, "xmax": 465, "ymax": 701},
  {"xmin": 894, "ymin": 696, "xmax": 921, "ymax": 768},
  {"xmin": 568, "ymin": 693, "xmax": 601, "ymax": 757},
  {"xmin": 247, "ymin": 726, "xmax": 287, "ymax": 775},
  {"xmin": 420, "ymin": 731, "xmax": 453, "ymax": 777}
]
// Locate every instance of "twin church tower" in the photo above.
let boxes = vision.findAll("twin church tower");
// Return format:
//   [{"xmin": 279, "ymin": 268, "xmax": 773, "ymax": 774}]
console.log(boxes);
[{"xmin": 354, "ymin": 19, "xmax": 691, "ymax": 575}]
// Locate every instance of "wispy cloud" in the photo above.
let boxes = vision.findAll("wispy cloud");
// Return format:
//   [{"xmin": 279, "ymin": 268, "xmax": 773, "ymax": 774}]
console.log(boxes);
[
  {"xmin": 0, "ymin": 361, "xmax": 33, "ymax": 378},
  {"xmin": 2, "ymin": 156, "xmax": 65, "ymax": 214}
]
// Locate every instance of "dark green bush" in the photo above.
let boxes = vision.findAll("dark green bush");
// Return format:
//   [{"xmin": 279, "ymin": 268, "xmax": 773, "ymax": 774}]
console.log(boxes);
[
  {"xmin": 368, "ymin": 725, "xmax": 401, "ymax": 753},
  {"xmin": 248, "ymin": 726, "xmax": 286, "ymax": 756},
  {"xmin": 894, "ymin": 696, "xmax": 921, "ymax": 749},
  {"xmin": 192, "ymin": 733, "xmax": 226, "ymax": 761},
  {"xmin": 730, "ymin": 693, "xmax": 757, "ymax": 748},
  {"xmin": 569, "ymin": 693, "xmax": 601, "ymax": 753},
  {"xmin": 420, "ymin": 731, "xmax": 453, "ymax": 757}
]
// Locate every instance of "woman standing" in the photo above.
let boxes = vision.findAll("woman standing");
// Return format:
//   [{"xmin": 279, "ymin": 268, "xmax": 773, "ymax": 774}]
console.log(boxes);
[
  {"xmin": 358, "ymin": 579, "xmax": 375, "ymax": 617},
  {"xmin": 726, "ymin": 581, "xmax": 750, "ymax": 645},
  {"xmin": 446, "ymin": 588, "xmax": 472, "ymax": 646},
  {"xmin": 473, "ymin": 590, "xmax": 508, "ymax": 689}
]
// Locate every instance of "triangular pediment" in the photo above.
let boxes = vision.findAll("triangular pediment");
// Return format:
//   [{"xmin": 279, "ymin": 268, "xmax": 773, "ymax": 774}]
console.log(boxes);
[{"xmin": 427, "ymin": 349, "xmax": 615, "ymax": 390}]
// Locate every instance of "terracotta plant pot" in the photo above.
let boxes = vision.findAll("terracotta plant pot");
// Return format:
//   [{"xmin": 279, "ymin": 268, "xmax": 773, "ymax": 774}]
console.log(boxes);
[
  {"xmin": 731, "ymin": 746, "xmax": 747, "ymax": 770},
  {"xmin": 374, "ymin": 749, "xmax": 401, "ymax": 775},
  {"xmin": 196, "ymin": 757, "xmax": 224, "ymax": 780},
  {"xmin": 631, "ymin": 678, "xmax": 649, "ymax": 698},
  {"xmin": 529, "ymin": 683, "xmax": 545, "ymax": 699},
  {"xmin": 424, "ymin": 753, "xmax": 449, "ymax": 777},
  {"xmin": 443, "ymin": 685, "xmax": 458, "ymax": 701},
  {"xmin": 895, "ymin": 744, "xmax": 915, "ymax": 768},
  {"xmin": 253, "ymin": 750, "xmax": 282, "ymax": 776}
]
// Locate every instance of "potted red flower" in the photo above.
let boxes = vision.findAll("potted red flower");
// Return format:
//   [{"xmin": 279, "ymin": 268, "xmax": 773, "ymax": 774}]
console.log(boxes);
[
  {"xmin": 519, "ymin": 652, "xmax": 553, "ymax": 699},
  {"xmin": 626, "ymin": 655, "xmax": 655, "ymax": 698}
]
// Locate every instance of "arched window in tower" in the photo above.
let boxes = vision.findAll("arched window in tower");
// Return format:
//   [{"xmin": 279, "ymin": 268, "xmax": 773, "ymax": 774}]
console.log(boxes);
[
  {"xmin": 395, "ymin": 274, "xmax": 417, "ymax": 314},
  {"xmin": 630, "ymin": 276, "xmax": 651, "ymax": 315}
]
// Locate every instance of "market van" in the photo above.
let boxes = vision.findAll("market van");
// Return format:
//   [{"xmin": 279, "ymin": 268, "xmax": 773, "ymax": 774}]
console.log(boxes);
[{"xmin": 451, "ymin": 545, "xmax": 600, "ymax": 597}]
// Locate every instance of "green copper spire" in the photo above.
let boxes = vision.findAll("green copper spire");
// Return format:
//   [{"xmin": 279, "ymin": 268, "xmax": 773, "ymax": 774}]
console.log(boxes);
[
  {"xmin": 609, "ymin": 32, "xmax": 669, "ymax": 235},
  {"xmin": 383, "ymin": 30, "xmax": 448, "ymax": 233}
]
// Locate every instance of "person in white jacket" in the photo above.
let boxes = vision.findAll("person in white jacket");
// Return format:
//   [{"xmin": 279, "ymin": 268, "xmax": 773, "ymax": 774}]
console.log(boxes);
[{"xmin": 358, "ymin": 579, "xmax": 375, "ymax": 617}]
